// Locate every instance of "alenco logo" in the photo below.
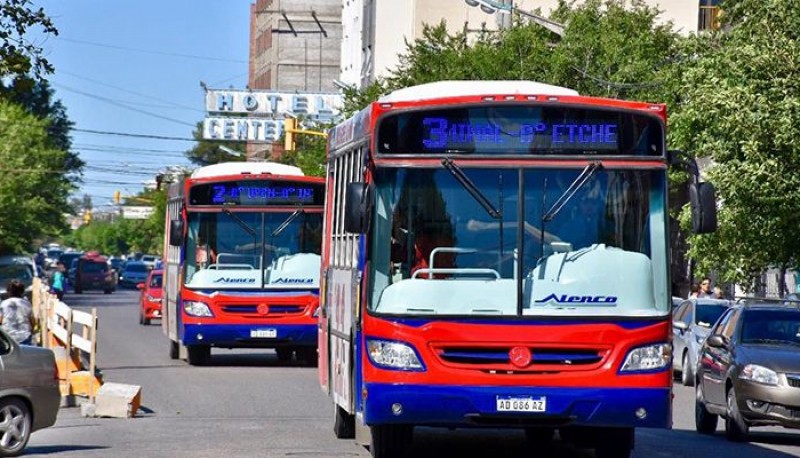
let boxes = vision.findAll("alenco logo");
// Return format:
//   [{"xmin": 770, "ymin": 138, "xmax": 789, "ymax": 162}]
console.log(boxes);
[{"xmin": 535, "ymin": 294, "xmax": 618, "ymax": 305}]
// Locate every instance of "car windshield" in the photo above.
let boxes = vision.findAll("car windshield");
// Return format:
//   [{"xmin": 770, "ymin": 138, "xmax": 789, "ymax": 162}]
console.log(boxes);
[
  {"xmin": 369, "ymin": 166, "xmax": 668, "ymax": 317},
  {"xmin": 126, "ymin": 264, "xmax": 147, "ymax": 273},
  {"xmin": 149, "ymin": 274, "xmax": 163, "ymax": 288},
  {"xmin": 184, "ymin": 210, "xmax": 322, "ymax": 289},
  {"xmin": 695, "ymin": 303, "xmax": 728, "ymax": 328},
  {"xmin": 0, "ymin": 264, "xmax": 33, "ymax": 286},
  {"xmin": 741, "ymin": 310, "xmax": 800, "ymax": 346}
]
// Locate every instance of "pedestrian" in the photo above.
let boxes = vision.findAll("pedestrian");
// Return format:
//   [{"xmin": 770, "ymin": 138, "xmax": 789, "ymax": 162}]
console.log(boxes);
[
  {"xmin": 713, "ymin": 286, "xmax": 725, "ymax": 299},
  {"xmin": 689, "ymin": 283, "xmax": 700, "ymax": 298},
  {"xmin": 0, "ymin": 279, "xmax": 36, "ymax": 345},
  {"xmin": 51, "ymin": 261, "xmax": 66, "ymax": 301},
  {"xmin": 698, "ymin": 277, "xmax": 714, "ymax": 298}
]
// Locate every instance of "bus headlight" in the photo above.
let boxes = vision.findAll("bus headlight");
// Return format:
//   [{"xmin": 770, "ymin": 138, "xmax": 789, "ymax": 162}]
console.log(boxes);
[
  {"xmin": 367, "ymin": 339, "xmax": 425, "ymax": 371},
  {"xmin": 620, "ymin": 343, "xmax": 671, "ymax": 373},
  {"xmin": 183, "ymin": 301, "xmax": 213, "ymax": 317}
]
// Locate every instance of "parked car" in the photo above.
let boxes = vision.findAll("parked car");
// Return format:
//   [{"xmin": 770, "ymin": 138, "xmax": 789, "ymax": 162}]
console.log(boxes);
[
  {"xmin": 119, "ymin": 262, "xmax": 149, "ymax": 288},
  {"xmin": 0, "ymin": 328, "xmax": 60, "ymax": 456},
  {"xmin": 0, "ymin": 256, "xmax": 37, "ymax": 301},
  {"xmin": 695, "ymin": 301, "xmax": 800, "ymax": 441},
  {"xmin": 74, "ymin": 252, "xmax": 116, "ymax": 294},
  {"xmin": 138, "ymin": 269, "xmax": 163, "ymax": 325},
  {"xmin": 672, "ymin": 298, "xmax": 732, "ymax": 386},
  {"xmin": 108, "ymin": 257, "xmax": 125, "ymax": 273}
]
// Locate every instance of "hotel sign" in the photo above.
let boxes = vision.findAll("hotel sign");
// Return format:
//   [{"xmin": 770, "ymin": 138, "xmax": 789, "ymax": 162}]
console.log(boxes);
[{"xmin": 202, "ymin": 89, "xmax": 343, "ymax": 143}]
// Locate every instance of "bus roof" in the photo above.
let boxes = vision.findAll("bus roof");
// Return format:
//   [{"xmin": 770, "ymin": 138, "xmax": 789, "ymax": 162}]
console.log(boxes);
[
  {"xmin": 190, "ymin": 162, "xmax": 304, "ymax": 179},
  {"xmin": 378, "ymin": 80, "xmax": 579, "ymax": 104}
]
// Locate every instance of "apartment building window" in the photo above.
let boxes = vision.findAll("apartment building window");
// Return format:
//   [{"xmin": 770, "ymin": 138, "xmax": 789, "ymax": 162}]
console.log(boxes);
[{"xmin": 698, "ymin": 0, "xmax": 721, "ymax": 31}]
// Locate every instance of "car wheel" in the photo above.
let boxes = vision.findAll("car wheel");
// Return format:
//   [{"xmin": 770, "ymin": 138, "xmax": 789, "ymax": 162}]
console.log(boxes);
[
  {"xmin": 104, "ymin": 289, "xmax": 113, "ymax": 295},
  {"xmin": 0, "ymin": 398, "xmax": 32, "ymax": 457},
  {"xmin": 725, "ymin": 386, "xmax": 749, "ymax": 442},
  {"xmin": 681, "ymin": 352, "xmax": 694, "ymax": 387},
  {"xmin": 695, "ymin": 397, "xmax": 718, "ymax": 434},
  {"xmin": 142, "ymin": 316, "xmax": 150, "ymax": 326}
]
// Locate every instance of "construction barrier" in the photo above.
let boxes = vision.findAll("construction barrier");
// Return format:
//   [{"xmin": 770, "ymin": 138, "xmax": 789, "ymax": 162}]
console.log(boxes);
[{"xmin": 32, "ymin": 278, "xmax": 102, "ymax": 400}]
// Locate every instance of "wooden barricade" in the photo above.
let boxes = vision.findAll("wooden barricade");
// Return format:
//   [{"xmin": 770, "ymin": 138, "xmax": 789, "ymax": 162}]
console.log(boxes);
[{"xmin": 33, "ymin": 278, "xmax": 103, "ymax": 399}]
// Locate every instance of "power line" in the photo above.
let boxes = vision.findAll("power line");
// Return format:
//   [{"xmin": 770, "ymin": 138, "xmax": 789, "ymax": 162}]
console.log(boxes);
[
  {"xmin": 71, "ymin": 128, "xmax": 197, "ymax": 142},
  {"xmin": 76, "ymin": 146, "xmax": 188, "ymax": 158},
  {"xmin": 57, "ymin": 69, "xmax": 205, "ymax": 113},
  {"xmin": 73, "ymin": 143, "xmax": 190, "ymax": 154},
  {"xmin": 56, "ymin": 36, "xmax": 248, "ymax": 64},
  {"xmin": 54, "ymin": 83, "xmax": 196, "ymax": 127}
]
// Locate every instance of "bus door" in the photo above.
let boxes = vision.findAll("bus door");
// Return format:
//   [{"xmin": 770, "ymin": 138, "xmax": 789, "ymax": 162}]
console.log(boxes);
[{"xmin": 327, "ymin": 268, "xmax": 358, "ymax": 412}]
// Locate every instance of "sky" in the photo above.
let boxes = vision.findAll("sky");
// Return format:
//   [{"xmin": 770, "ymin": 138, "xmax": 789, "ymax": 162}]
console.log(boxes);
[{"xmin": 34, "ymin": 0, "xmax": 252, "ymax": 209}]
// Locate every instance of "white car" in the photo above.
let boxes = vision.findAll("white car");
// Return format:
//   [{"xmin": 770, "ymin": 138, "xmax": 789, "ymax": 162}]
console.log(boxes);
[{"xmin": 140, "ymin": 255, "xmax": 161, "ymax": 270}]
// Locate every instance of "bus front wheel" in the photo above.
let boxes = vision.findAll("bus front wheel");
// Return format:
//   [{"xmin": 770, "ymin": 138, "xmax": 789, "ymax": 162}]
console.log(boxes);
[
  {"xmin": 187, "ymin": 345, "xmax": 210, "ymax": 366},
  {"xmin": 169, "ymin": 340, "xmax": 179, "ymax": 359},
  {"xmin": 369, "ymin": 425, "xmax": 412, "ymax": 458}
]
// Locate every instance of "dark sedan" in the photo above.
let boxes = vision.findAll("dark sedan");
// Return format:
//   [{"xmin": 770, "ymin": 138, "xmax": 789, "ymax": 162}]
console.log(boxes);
[{"xmin": 695, "ymin": 302, "xmax": 800, "ymax": 441}]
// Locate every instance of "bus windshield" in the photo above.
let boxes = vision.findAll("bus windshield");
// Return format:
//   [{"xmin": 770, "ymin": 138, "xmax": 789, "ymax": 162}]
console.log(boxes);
[
  {"xmin": 369, "ymin": 166, "xmax": 668, "ymax": 317},
  {"xmin": 184, "ymin": 210, "xmax": 322, "ymax": 289}
]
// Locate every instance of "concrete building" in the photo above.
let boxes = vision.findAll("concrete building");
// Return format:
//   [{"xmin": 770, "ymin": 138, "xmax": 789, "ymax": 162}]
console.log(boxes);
[
  {"xmin": 248, "ymin": 0, "xmax": 343, "ymax": 159},
  {"xmin": 340, "ymin": 0, "xmax": 721, "ymax": 88}
]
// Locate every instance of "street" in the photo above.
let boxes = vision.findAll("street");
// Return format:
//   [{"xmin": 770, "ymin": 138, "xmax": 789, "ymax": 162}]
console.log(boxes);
[{"xmin": 23, "ymin": 289, "xmax": 800, "ymax": 458}]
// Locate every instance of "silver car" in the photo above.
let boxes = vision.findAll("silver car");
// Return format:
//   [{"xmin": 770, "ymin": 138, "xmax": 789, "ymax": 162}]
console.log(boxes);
[
  {"xmin": 672, "ymin": 298, "xmax": 732, "ymax": 386},
  {"xmin": 0, "ymin": 330, "xmax": 60, "ymax": 457}
]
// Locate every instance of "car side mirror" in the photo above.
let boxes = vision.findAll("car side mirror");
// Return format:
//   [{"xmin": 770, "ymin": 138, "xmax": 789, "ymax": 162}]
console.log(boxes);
[
  {"xmin": 706, "ymin": 334, "xmax": 726, "ymax": 348},
  {"xmin": 673, "ymin": 321, "xmax": 688, "ymax": 331},
  {"xmin": 689, "ymin": 182, "xmax": 717, "ymax": 234},
  {"xmin": 344, "ymin": 182, "xmax": 374, "ymax": 234},
  {"xmin": 169, "ymin": 219, "xmax": 184, "ymax": 247},
  {"xmin": 136, "ymin": 283, "xmax": 145, "ymax": 290}
]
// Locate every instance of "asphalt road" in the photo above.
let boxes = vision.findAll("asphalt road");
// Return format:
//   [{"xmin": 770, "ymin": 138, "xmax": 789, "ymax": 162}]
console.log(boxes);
[{"xmin": 23, "ymin": 289, "xmax": 800, "ymax": 458}]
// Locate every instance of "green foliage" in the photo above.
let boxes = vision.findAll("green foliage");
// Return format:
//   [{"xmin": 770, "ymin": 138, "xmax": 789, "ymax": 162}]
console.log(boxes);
[
  {"xmin": 670, "ymin": 0, "xmax": 800, "ymax": 287},
  {"xmin": 184, "ymin": 121, "xmax": 247, "ymax": 165},
  {"xmin": 0, "ymin": 0, "xmax": 57, "ymax": 78},
  {"xmin": 277, "ymin": 121, "xmax": 330, "ymax": 177},
  {"xmin": 0, "ymin": 100, "xmax": 75, "ymax": 254}
]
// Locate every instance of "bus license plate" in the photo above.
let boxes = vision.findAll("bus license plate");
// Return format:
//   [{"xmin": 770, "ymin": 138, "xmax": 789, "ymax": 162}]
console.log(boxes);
[
  {"xmin": 496, "ymin": 396, "xmax": 546, "ymax": 413},
  {"xmin": 250, "ymin": 328, "xmax": 277, "ymax": 338}
]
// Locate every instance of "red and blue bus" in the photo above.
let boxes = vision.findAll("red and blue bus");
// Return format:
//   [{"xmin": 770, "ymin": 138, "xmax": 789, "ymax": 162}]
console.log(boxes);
[
  {"xmin": 162, "ymin": 162, "xmax": 325, "ymax": 365},
  {"xmin": 319, "ymin": 81, "xmax": 714, "ymax": 457}
]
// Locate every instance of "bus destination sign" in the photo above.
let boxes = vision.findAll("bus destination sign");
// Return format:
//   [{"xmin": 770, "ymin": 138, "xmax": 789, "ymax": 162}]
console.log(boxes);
[{"xmin": 189, "ymin": 181, "xmax": 325, "ymax": 206}]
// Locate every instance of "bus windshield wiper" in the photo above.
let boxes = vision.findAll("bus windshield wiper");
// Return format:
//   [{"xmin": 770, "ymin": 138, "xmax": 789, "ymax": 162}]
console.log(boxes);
[
  {"xmin": 271, "ymin": 208, "xmax": 304, "ymax": 237},
  {"xmin": 222, "ymin": 206, "xmax": 256, "ymax": 236},
  {"xmin": 442, "ymin": 158, "xmax": 501, "ymax": 219},
  {"xmin": 542, "ymin": 161, "xmax": 603, "ymax": 222}
]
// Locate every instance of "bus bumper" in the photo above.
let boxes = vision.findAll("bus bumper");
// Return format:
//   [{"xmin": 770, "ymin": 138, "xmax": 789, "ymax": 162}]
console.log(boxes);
[
  {"xmin": 363, "ymin": 383, "xmax": 670, "ymax": 429},
  {"xmin": 182, "ymin": 324, "xmax": 317, "ymax": 348}
]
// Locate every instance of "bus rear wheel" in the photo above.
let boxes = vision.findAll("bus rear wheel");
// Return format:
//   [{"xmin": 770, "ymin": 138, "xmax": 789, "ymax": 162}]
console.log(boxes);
[
  {"xmin": 333, "ymin": 405, "xmax": 355, "ymax": 439},
  {"xmin": 169, "ymin": 340, "xmax": 179, "ymax": 360},
  {"xmin": 187, "ymin": 345, "xmax": 210, "ymax": 366},
  {"xmin": 369, "ymin": 425, "xmax": 412, "ymax": 458}
]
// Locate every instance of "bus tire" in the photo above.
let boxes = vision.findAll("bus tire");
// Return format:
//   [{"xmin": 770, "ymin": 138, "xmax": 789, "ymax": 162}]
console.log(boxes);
[
  {"xmin": 333, "ymin": 405, "xmax": 355, "ymax": 439},
  {"xmin": 168, "ymin": 340, "xmax": 179, "ymax": 360},
  {"xmin": 298, "ymin": 347, "xmax": 318, "ymax": 367},
  {"xmin": 594, "ymin": 427, "xmax": 633, "ymax": 458},
  {"xmin": 187, "ymin": 345, "xmax": 210, "ymax": 366},
  {"xmin": 276, "ymin": 348, "xmax": 293, "ymax": 363},
  {"xmin": 369, "ymin": 425, "xmax": 411, "ymax": 458}
]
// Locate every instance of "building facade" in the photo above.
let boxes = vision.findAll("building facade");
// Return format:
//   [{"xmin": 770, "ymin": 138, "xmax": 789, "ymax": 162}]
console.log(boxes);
[
  {"xmin": 340, "ymin": 0, "xmax": 719, "ymax": 88},
  {"xmin": 248, "ymin": 0, "xmax": 343, "ymax": 159}
]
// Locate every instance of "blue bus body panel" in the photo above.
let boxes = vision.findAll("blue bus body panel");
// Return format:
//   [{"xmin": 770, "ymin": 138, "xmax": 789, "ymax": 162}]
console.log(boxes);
[{"xmin": 183, "ymin": 323, "xmax": 317, "ymax": 347}]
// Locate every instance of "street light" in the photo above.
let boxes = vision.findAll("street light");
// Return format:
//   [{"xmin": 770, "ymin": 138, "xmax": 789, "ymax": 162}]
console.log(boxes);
[
  {"xmin": 217, "ymin": 145, "xmax": 245, "ymax": 158},
  {"xmin": 463, "ymin": 0, "xmax": 565, "ymax": 36}
]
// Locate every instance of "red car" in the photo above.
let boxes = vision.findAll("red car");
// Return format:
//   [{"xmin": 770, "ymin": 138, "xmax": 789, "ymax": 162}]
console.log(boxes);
[{"xmin": 138, "ymin": 269, "xmax": 163, "ymax": 325}]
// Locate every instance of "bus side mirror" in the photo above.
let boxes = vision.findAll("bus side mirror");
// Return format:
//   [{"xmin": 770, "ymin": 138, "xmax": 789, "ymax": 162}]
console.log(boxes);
[
  {"xmin": 169, "ymin": 220, "xmax": 184, "ymax": 246},
  {"xmin": 344, "ymin": 182, "xmax": 373, "ymax": 234},
  {"xmin": 689, "ymin": 181, "xmax": 717, "ymax": 234}
]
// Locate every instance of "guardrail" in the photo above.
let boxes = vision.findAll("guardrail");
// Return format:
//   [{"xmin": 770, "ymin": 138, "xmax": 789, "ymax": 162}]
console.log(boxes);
[{"xmin": 32, "ymin": 278, "xmax": 102, "ymax": 401}]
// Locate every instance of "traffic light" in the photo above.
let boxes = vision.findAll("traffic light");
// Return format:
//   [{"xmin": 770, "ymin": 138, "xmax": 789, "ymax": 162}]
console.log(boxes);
[
  {"xmin": 284, "ymin": 118, "xmax": 297, "ymax": 151},
  {"xmin": 114, "ymin": 190, "xmax": 121, "ymax": 204},
  {"xmin": 83, "ymin": 209, "xmax": 92, "ymax": 224}
]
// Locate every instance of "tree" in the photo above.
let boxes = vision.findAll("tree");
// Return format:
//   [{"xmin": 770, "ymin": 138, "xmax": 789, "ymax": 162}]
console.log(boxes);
[
  {"xmin": 277, "ymin": 120, "xmax": 330, "ymax": 178},
  {"xmin": 0, "ymin": 0, "xmax": 58, "ymax": 79},
  {"xmin": 670, "ymin": 0, "xmax": 800, "ymax": 289},
  {"xmin": 0, "ymin": 100, "xmax": 74, "ymax": 253},
  {"xmin": 184, "ymin": 121, "xmax": 247, "ymax": 165}
]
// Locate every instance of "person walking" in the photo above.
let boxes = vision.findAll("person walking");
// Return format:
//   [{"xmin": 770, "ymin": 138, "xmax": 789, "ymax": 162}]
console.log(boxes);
[
  {"xmin": 51, "ymin": 262, "xmax": 66, "ymax": 301},
  {"xmin": 0, "ymin": 280, "xmax": 36, "ymax": 345}
]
